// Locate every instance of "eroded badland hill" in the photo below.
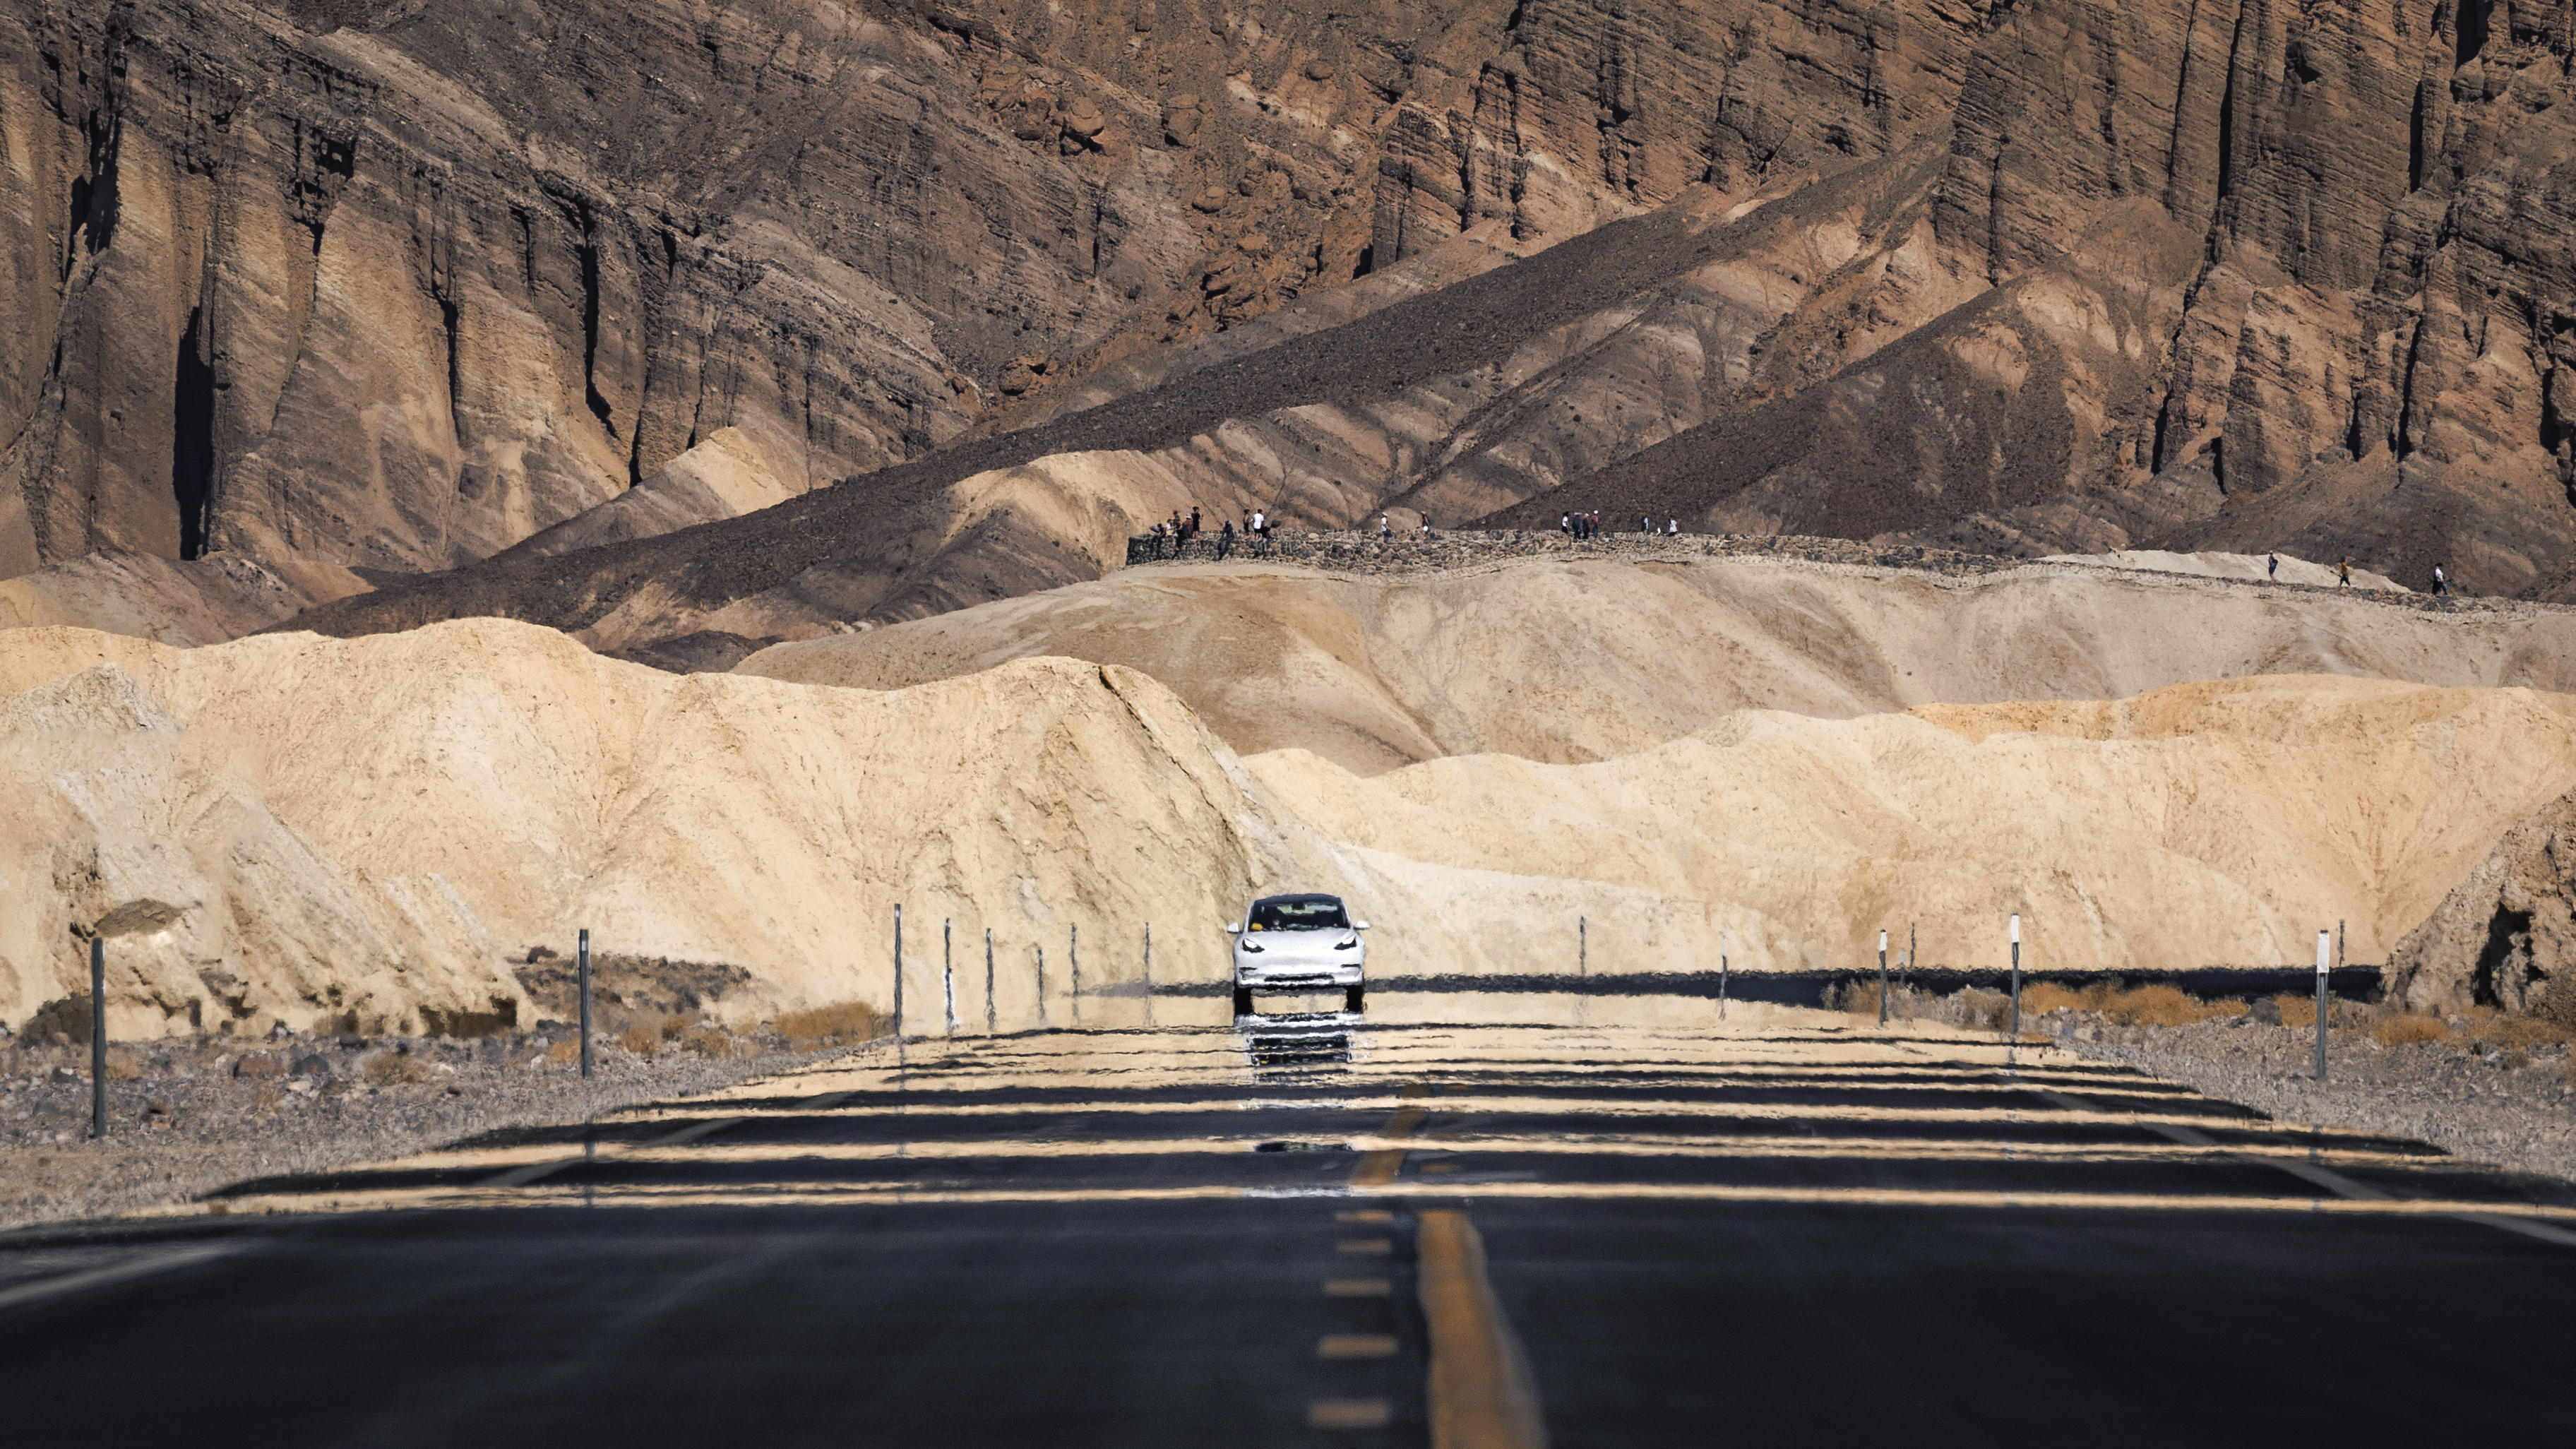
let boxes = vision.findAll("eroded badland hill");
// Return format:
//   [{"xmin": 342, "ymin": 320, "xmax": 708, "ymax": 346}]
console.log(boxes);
[
  {"xmin": 6, "ymin": 1, "xmax": 2576, "ymax": 1049},
  {"xmin": 10, "ymin": 0, "xmax": 2576, "ymax": 660}
]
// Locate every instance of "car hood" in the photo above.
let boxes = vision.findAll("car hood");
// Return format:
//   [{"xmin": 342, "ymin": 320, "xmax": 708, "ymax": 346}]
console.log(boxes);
[{"xmin": 1240, "ymin": 930, "xmax": 1356, "ymax": 963}]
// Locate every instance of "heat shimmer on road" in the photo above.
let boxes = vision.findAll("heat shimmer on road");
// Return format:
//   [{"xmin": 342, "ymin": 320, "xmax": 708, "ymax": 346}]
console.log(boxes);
[{"xmin": 4, "ymin": 1003, "xmax": 2575, "ymax": 1443}]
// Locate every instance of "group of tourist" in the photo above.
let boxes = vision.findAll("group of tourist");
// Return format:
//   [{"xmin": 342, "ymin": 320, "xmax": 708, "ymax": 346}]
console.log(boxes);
[
  {"xmin": 1560, "ymin": 511, "xmax": 1682, "ymax": 538},
  {"xmin": 1145, "ymin": 506, "xmax": 1277, "ymax": 560}
]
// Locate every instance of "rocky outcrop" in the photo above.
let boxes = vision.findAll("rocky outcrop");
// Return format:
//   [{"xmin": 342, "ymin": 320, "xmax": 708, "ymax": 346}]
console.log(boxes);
[
  {"xmin": 18, "ymin": 0, "xmax": 2576, "ymax": 656},
  {"xmin": 2387, "ymin": 785, "xmax": 2576, "ymax": 1025}
]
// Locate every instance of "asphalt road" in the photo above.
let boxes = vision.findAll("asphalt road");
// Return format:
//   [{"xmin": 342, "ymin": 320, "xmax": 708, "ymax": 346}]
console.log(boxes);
[{"xmin": 6, "ymin": 1000, "xmax": 2576, "ymax": 1445}]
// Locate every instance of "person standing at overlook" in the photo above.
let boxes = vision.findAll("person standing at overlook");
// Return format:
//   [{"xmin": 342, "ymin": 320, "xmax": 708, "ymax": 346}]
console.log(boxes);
[{"xmin": 2338, "ymin": 557, "xmax": 2352, "ymax": 588}]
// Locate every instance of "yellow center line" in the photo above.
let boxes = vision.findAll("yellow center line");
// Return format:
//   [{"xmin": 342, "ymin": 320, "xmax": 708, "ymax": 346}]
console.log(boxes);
[
  {"xmin": 1350, "ymin": 1084, "xmax": 1430, "ymax": 1188},
  {"xmin": 1419, "ymin": 1210, "xmax": 1549, "ymax": 1449}
]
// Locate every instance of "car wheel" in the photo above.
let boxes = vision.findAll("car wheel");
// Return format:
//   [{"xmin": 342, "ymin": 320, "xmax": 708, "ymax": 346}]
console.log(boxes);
[
  {"xmin": 1233, "ymin": 986, "xmax": 1253, "ymax": 1017},
  {"xmin": 1344, "ymin": 986, "xmax": 1364, "ymax": 1014}
]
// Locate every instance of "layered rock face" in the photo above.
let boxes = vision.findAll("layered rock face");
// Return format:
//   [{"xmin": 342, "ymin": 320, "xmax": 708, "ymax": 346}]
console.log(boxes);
[
  {"xmin": 13, "ymin": 0, "xmax": 2576, "ymax": 655},
  {"xmin": 2387, "ymin": 784, "xmax": 2576, "ymax": 1023},
  {"xmin": 0, "ymin": 0, "xmax": 1534, "ymax": 580}
]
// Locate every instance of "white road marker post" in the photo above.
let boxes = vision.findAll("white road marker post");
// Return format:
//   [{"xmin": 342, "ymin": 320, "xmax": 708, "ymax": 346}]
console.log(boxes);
[
  {"xmin": 1143, "ymin": 924, "xmax": 1154, "ymax": 1028},
  {"xmin": 1718, "ymin": 933, "xmax": 1729, "ymax": 1021},
  {"xmin": 1907, "ymin": 922, "xmax": 1916, "ymax": 990},
  {"xmin": 1579, "ymin": 917, "xmax": 1587, "ymax": 977},
  {"xmin": 984, "ymin": 928, "xmax": 996, "ymax": 1034},
  {"xmin": 2007, "ymin": 914, "xmax": 2022, "ymax": 1044},
  {"xmin": 1877, "ymin": 929, "xmax": 1890, "ymax": 1027},
  {"xmin": 894, "ymin": 905, "xmax": 907, "ymax": 1070},
  {"xmin": 1071, "ymin": 924, "xmax": 1080, "ymax": 1024},
  {"xmin": 943, "ymin": 917, "xmax": 956, "ymax": 1037},
  {"xmin": 1035, "ymin": 946, "xmax": 1047, "ymax": 1027},
  {"xmin": 2315, "ymin": 929, "xmax": 2331, "ymax": 1080}
]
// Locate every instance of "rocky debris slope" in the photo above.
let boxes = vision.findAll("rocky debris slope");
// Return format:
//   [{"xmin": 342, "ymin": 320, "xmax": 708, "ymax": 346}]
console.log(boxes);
[
  {"xmin": 2385, "ymin": 785, "xmax": 2576, "ymax": 1022},
  {"xmin": 2061, "ymin": 1014, "xmax": 2576, "ymax": 1193},
  {"xmin": 6, "ymin": 619, "xmax": 2572, "ymax": 1037},
  {"xmin": 0, "ymin": 549, "xmax": 369, "ymax": 646},
  {"xmin": 741, "ymin": 546, "xmax": 2576, "ymax": 773},
  {"xmin": 0, "ymin": 1025, "xmax": 868, "ymax": 1231}
]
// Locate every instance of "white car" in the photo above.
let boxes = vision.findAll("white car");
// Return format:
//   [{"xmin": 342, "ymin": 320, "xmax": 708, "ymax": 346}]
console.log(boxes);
[{"xmin": 1227, "ymin": 893, "xmax": 1368, "ymax": 1015}]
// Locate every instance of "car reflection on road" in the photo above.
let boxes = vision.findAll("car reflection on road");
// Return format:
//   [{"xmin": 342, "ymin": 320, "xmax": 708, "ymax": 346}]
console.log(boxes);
[{"xmin": 1239, "ymin": 1008, "xmax": 1353, "ymax": 1072}]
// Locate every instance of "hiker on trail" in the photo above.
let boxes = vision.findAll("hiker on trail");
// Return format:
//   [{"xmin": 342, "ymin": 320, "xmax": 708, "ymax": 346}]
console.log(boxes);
[
  {"xmin": 2267, "ymin": 552, "xmax": 2279, "ymax": 581},
  {"xmin": 1150, "ymin": 520, "xmax": 1168, "ymax": 559},
  {"xmin": 2433, "ymin": 563, "xmax": 2448, "ymax": 596},
  {"xmin": 1217, "ymin": 518, "xmax": 1235, "ymax": 559},
  {"xmin": 1419, "ymin": 515, "xmax": 1433, "ymax": 537},
  {"xmin": 1591, "ymin": 510, "xmax": 1603, "ymax": 537},
  {"xmin": 1642, "ymin": 515, "xmax": 1652, "ymax": 535},
  {"xmin": 2338, "ymin": 557, "xmax": 2352, "ymax": 588},
  {"xmin": 1188, "ymin": 506, "xmax": 1202, "ymax": 539},
  {"xmin": 1379, "ymin": 513, "xmax": 1393, "ymax": 540},
  {"xmin": 1667, "ymin": 518, "xmax": 1680, "ymax": 536},
  {"xmin": 1561, "ymin": 512, "xmax": 1573, "ymax": 535}
]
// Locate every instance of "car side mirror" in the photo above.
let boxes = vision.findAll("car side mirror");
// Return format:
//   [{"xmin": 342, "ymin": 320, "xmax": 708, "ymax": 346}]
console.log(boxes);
[
  {"xmin": 1354, "ymin": 921, "xmax": 1370, "ymax": 931},
  {"xmin": 1224, "ymin": 924, "xmax": 1241, "ymax": 934}
]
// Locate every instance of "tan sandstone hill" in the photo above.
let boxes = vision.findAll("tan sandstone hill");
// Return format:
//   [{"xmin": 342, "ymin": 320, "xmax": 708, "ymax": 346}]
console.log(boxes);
[
  {"xmin": 738, "ymin": 553, "xmax": 2576, "ymax": 774},
  {"xmin": 3, "ymin": 618, "xmax": 2570, "ymax": 1037}
]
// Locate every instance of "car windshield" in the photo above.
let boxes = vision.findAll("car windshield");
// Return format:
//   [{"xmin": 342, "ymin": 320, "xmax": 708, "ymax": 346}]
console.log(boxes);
[{"xmin": 1247, "ymin": 895, "xmax": 1350, "ymax": 931}]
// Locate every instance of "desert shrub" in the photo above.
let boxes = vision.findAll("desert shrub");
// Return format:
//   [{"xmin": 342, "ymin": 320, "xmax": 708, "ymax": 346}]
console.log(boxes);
[
  {"xmin": 546, "ymin": 1039, "xmax": 581, "ymax": 1066},
  {"xmin": 2489, "ymin": 1015, "xmax": 2572, "ymax": 1050},
  {"xmin": 1955, "ymin": 988, "xmax": 2010, "ymax": 1031},
  {"xmin": 2020, "ymin": 983, "xmax": 2086, "ymax": 1015},
  {"xmin": 777, "ymin": 1001, "xmax": 885, "ymax": 1046},
  {"xmin": 103, "ymin": 1048, "xmax": 143, "ymax": 1081},
  {"xmin": 1830, "ymin": 979, "xmax": 1885, "ymax": 1018},
  {"xmin": 658, "ymin": 1015, "xmax": 691, "ymax": 1042},
  {"xmin": 364, "ymin": 1052, "xmax": 431, "ymax": 1085},
  {"xmin": 681, "ymin": 1027, "xmax": 737, "ymax": 1059},
  {"xmin": 2272, "ymin": 994, "xmax": 2317, "ymax": 1030},
  {"xmin": 618, "ymin": 1024, "xmax": 659, "ymax": 1059},
  {"xmin": 2374, "ymin": 1013, "xmax": 2450, "ymax": 1046},
  {"xmin": 2106, "ymin": 984, "xmax": 2238, "ymax": 1026}
]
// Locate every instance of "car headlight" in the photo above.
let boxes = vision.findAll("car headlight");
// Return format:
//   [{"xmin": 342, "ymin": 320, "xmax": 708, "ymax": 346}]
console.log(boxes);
[
  {"xmin": 1335, "ymin": 938, "xmax": 1359, "ymax": 950},
  {"xmin": 1239, "ymin": 941, "xmax": 1263, "ymax": 953}
]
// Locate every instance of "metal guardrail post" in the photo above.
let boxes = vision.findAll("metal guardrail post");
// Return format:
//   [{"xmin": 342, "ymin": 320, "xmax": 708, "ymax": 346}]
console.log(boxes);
[
  {"xmin": 578, "ymin": 929, "xmax": 593, "ymax": 1079},
  {"xmin": 90, "ymin": 935, "xmax": 105, "ymax": 1140},
  {"xmin": 1877, "ymin": 930, "xmax": 1890, "ymax": 1027},
  {"xmin": 2314, "ymin": 929, "xmax": 2330, "ymax": 1080},
  {"xmin": 2007, "ymin": 914, "xmax": 2022, "ymax": 1042}
]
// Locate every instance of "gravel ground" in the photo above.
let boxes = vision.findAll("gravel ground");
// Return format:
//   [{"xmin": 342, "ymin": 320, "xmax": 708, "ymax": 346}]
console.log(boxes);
[
  {"xmin": 2040, "ymin": 1008, "xmax": 2576, "ymax": 1185},
  {"xmin": 0, "ymin": 1026, "xmax": 866, "ymax": 1233}
]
